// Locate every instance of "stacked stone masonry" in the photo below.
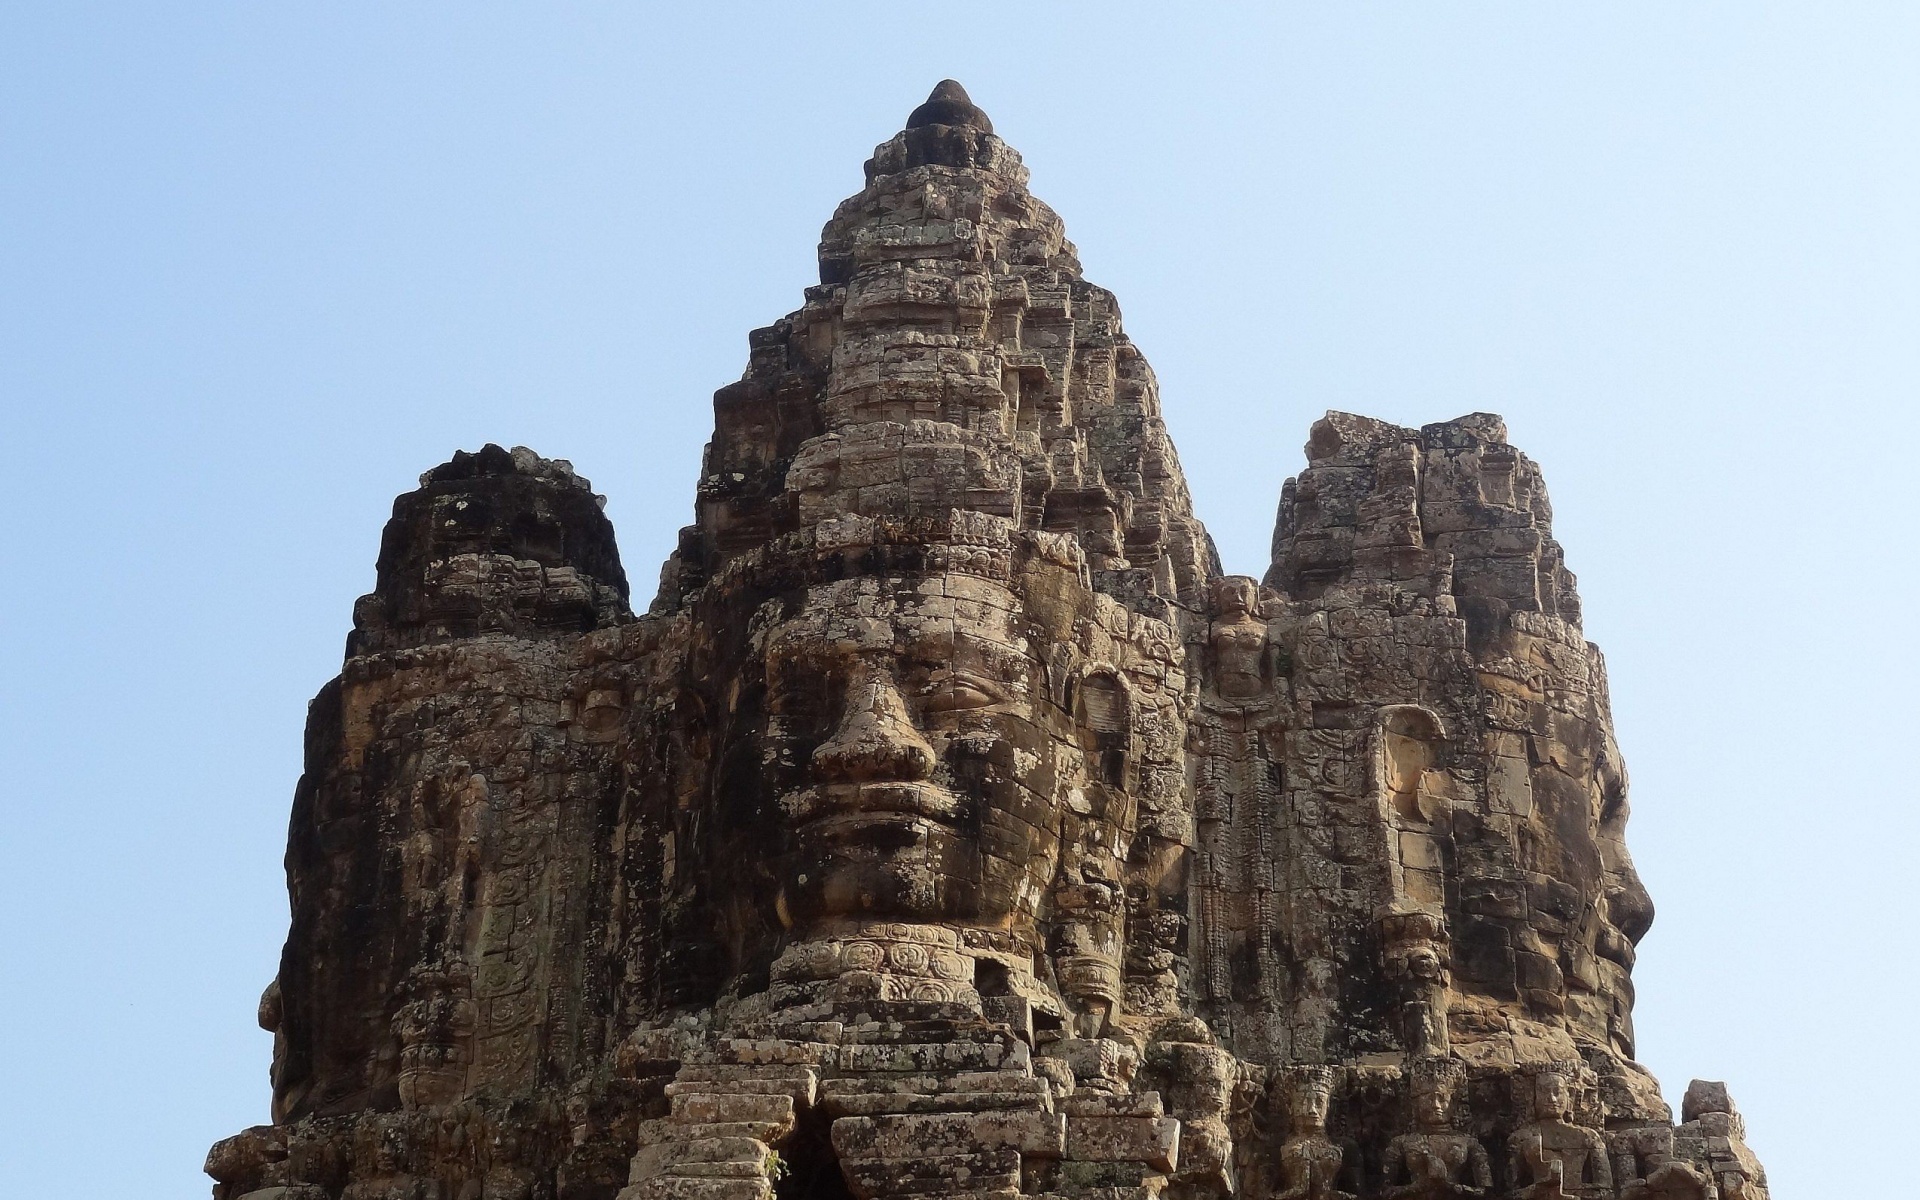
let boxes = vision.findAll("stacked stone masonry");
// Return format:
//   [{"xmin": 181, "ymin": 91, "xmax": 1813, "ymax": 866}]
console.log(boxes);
[{"xmin": 208, "ymin": 82, "xmax": 1768, "ymax": 1200}]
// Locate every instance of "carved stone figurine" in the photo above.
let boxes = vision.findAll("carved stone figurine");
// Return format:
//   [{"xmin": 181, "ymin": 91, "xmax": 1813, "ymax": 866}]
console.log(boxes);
[
  {"xmin": 341, "ymin": 1114, "xmax": 439, "ymax": 1200},
  {"xmin": 481, "ymin": 1116, "xmax": 537, "ymax": 1200},
  {"xmin": 1146, "ymin": 1033, "xmax": 1240, "ymax": 1192},
  {"xmin": 1379, "ymin": 908, "xmax": 1451, "ymax": 1058},
  {"xmin": 1509, "ymin": 1062, "xmax": 1614, "ymax": 1199},
  {"xmin": 1191, "ymin": 575, "xmax": 1290, "ymax": 1025},
  {"xmin": 1275, "ymin": 1066, "xmax": 1356, "ymax": 1200},
  {"xmin": 1206, "ymin": 575, "xmax": 1277, "ymax": 703},
  {"xmin": 1384, "ymin": 1059, "xmax": 1491, "ymax": 1198}
]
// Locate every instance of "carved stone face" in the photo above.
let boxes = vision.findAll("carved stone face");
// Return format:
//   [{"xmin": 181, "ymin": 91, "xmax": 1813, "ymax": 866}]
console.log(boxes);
[
  {"xmin": 757, "ymin": 564, "xmax": 1075, "ymax": 938},
  {"xmin": 1534, "ymin": 1071, "xmax": 1573, "ymax": 1124},
  {"xmin": 1537, "ymin": 746, "xmax": 1656, "ymax": 1057},
  {"xmin": 1593, "ymin": 763, "xmax": 1655, "ymax": 1052},
  {"xmin": 1210, "ymin": 575, "xmax": 1257, "ymax": 620},
  {"xmin": 1492, "ymin": 701, "xmax": 1655, "ymax": 1053},
  {"xmin": 1285, "ymin": 1072, "xmax": 1334, "ymax": 1133},
  {"xmin": 1411, "ymin": 1073, "xmax": 1456, "ymax": 1131}
]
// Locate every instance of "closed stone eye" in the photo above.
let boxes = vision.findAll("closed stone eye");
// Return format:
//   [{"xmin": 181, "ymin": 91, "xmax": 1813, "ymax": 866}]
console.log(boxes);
[{"xmin": 919, "ymin": 674, "xmax": 1004, "ymax": 713}]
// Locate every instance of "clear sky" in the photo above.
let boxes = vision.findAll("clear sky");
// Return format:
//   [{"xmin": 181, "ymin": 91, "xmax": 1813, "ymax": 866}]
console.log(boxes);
[{"xmin": 3, "ymin": 4, "xmax": 1914, "ymax": 1195}]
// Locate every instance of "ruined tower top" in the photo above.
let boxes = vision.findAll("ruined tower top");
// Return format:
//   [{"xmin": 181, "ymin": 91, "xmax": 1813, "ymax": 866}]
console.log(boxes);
[
  {"xmin": 205, "ymin": 83, "xmax": 1769, "ymax": 1200},
  {"xmin": 906, "ymin": 79, "xmax": 993, "ymax": 132}
]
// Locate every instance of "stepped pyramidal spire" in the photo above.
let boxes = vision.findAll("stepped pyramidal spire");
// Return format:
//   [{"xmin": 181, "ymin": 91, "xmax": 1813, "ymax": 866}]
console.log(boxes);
[
  {"xmin": 655, "ymin": 77, "xmax": 1215, "ymax": 625},
  {"xmin": 206, "ymin": 83, "xmax": 1769, "ymax": 1200}
]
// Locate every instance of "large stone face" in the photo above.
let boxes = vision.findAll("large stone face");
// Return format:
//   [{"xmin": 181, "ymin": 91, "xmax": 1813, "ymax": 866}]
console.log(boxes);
[{"xmin": 207, "ymin": 82, "xmax": 1766, "ymax": 1200}]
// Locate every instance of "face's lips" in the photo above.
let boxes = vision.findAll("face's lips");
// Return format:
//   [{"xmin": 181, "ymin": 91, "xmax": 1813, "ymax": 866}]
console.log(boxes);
[
  {"xmin": 1594, "ymin": 923, "xmax": 1638, "ymax": 970},
  {"xmin": 780, "ymin": 781, "xmax": 966, "ymax": 829}
]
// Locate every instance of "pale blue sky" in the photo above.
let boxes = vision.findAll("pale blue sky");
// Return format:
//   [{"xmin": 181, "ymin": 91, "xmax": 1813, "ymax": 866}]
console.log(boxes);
[{"xmin": 3, "ymin": 5, "xmax": 1914, "ymax": 1195}]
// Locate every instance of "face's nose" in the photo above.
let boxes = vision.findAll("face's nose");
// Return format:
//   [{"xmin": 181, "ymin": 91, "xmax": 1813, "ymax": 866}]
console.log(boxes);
[
  {"xmin": 1606, "ymin": 857, "xmax": 1655, "ymax": 947},
  {"xmin": 812, "ymin": 665, "xmax": 937, "ymax": 784}
]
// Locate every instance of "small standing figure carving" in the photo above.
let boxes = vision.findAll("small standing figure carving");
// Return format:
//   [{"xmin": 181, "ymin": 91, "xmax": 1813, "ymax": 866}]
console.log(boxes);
[
  {"xmin": 1194, "ymin": 575, "xmax": 1288, "ymax": 1016},
  {"xmin": 1207, "ymin": 575, "xmax": 1279, "ymax": 703},
  {"xmin": 1384, "ymin": 1059, "xmax": 1491, "ymax": 1198},
  {"xmin": 1275, "ymin": 1066, "xmax": 1356, "ymax": 1200},
  {"xmin": 482, "ymin": 1117, "xmax": 536, "ymax": 1200},
  {"xmin": 392, "ymin": 958, "xmax": 475, "ymax": 1112},
  {"xmin": 1509, "ymin": 1062, "xmax": 1614, "ymax": 1199}
]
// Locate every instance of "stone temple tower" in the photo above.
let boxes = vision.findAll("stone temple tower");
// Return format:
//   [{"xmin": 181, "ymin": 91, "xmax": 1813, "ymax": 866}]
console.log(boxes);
[{"xmin": 207, "ymin": 82, "xmax": 1768, "ymax": 1200}]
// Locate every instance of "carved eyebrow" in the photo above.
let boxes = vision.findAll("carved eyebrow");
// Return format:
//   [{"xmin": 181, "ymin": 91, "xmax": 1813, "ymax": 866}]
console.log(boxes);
[
  {"xmin": 937, "ymin": 629, "xmax": 1029, "ymax": 677},
  {"xmin": 895, "ymin": 621, "xmax": 957, "ymax": 654},
  {"xmin": 763, "ymin": 621, "xmax": 840, "ymax": 669}
]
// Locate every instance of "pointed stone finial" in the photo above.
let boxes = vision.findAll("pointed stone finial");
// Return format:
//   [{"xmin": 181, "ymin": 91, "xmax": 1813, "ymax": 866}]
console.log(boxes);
[{"xmin": 906, "ymin": 79, "xmax": 992, "ymax": 133}]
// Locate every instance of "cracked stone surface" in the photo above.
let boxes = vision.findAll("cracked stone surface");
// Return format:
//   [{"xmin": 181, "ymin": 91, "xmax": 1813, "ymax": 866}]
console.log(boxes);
[{"xmin": 206, "ymin": 81, "xmax": 1767, "ymax": 1200}]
